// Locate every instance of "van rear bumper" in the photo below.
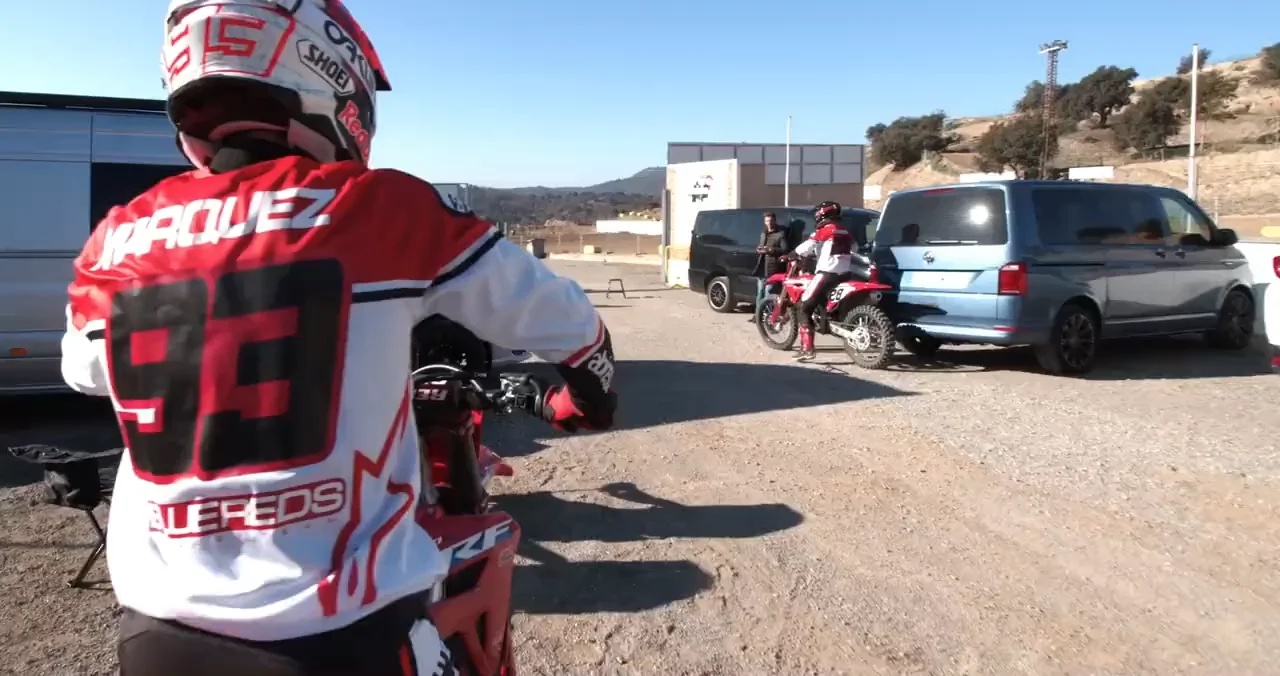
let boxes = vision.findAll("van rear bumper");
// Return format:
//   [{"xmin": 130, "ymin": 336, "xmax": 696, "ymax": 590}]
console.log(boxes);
[{"xmin": 903, "ymin": 322, "xmax": 1048, "ymax": 346}]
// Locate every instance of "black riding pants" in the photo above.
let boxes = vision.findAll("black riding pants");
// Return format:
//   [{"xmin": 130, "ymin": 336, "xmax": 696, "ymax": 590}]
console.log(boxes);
[
  {"xmin": 797, "ymin": 273, "xmax": 844, "ymax": 330},
  {"xmin": 117, "ymin": 594, "xmax": 455, "ymax": 676}
]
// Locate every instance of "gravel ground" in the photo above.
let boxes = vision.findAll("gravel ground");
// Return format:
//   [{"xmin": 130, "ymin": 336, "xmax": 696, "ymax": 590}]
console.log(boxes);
[{"xmin": 2, "ymin": 259, "xmax": 1279, "ymax": 675}]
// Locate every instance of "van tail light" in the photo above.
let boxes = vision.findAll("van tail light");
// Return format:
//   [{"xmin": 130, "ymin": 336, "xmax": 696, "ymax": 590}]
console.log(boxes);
[
  {"xmin": 1272, "ymin": 256, "xmax": 1279, "ymax": 278},
  {"xmin": 997, "ymin": 262, "xmax": 1028, "ymax": 295}
]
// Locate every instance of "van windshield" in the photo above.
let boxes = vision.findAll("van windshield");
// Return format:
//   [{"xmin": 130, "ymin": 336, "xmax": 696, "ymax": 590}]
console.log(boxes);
[{"xmin": 874, "ymin": 187, "xmax": 1008, "ymax": 246}]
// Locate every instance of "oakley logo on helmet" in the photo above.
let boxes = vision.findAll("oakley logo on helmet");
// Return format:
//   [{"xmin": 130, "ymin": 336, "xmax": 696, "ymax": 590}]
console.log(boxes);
[
  {"xmin": 323, "ymin": 19, "xmax": 376, "ymax": 93},
  {"xmin": 298, "ymin": 39, "xmax": 354, "ymax": 94}
]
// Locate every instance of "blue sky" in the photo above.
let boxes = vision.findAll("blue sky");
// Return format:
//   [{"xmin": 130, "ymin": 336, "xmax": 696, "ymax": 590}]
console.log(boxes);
[{"xmin": 3, "ymin": 1, "xmax": 1276, "ymax": 188}]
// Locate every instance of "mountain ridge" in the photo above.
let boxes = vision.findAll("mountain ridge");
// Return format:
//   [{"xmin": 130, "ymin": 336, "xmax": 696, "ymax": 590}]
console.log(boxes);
[
  {"xmin": 469, "ymin": 166, "xmax": 663, "ymax": 225},
  {"xmin": 492, "ymin": 166, "xmax": 665, "ymax": 197}
]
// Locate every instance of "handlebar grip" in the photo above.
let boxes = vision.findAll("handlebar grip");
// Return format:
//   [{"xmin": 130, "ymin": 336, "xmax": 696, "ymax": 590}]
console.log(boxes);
[{"xmin": 500, "ymin": 372, "xmax": 552, "ymax": 420}]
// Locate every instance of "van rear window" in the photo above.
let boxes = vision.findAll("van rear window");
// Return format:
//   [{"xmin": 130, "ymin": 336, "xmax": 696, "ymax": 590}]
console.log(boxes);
[{"xmin": 875, "ymin": 188, "xmax": 1008, "ymax": 246}]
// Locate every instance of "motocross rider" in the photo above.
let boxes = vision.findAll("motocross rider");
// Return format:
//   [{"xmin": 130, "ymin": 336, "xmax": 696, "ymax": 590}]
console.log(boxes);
[
  {"xmin": 790, "ymin": 201, "xmax": 854, "ymax": 361},
  {"xmin": 59, "ymin": 1, "xmax": 617, "ymax": 673}
]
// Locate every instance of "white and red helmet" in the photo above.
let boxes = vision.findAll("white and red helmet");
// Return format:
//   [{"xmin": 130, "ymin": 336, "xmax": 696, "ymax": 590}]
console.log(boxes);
[{"xmin": 161, "ymin": 0, "xmax": 391, "ymax": 168}]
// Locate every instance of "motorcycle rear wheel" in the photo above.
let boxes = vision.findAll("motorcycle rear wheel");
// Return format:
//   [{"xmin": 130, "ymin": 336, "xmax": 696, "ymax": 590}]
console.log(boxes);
[
  {"xmin": 840, "ymin": 304, "xmax": 896, "ymax": 369},
  {"xmin": 756, "ymin": 297, "xmax": 798, "ymax": 351}
]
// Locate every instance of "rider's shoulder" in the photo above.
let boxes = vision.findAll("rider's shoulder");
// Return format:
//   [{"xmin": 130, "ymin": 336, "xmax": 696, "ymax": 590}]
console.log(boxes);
[
  {"xmin": 353, "ymin": 169, "xmax": 474, "ymax": 216},
  {"xmin": 351, "ymin": 167, "xmax": 431, "ymax": 191}
]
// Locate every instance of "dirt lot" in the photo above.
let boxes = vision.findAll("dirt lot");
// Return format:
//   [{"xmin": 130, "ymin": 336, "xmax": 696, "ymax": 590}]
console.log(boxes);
[
  {"xmin": 507, "ymin": 226, "xmax": 662, "ymax": 257},
  {"xmin": 3, "ymin": 260, "xmax": 1280, "ymax": 675}
]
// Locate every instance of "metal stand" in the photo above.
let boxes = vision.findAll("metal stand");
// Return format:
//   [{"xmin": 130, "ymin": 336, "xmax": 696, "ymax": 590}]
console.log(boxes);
[
  {"xmin": 606, "ymin": 279, "xmax": 627, "ymax": 298},
  {"xmin": 69, "ymin": 510, "xmax": 106, "ymax": 588}
]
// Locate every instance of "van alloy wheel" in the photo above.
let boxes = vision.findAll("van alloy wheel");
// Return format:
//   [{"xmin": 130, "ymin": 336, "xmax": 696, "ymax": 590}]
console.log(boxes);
[
  {"xmin": 1057, "ymin": 312, "xmax": 1097, "ymax": 371},
  {"xmin": 1206, "ymin": 289, "xmax": 1254, "ymax": 350},
  {"xmin": 706, "ymin": 277, "xmax": 732, "ymax": 313}
]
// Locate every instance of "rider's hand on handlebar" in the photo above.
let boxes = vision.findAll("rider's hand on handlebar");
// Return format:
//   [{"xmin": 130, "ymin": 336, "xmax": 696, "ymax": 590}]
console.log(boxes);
[{"xmin": 541, "ymin": 386, "xmax": 616, "ymax": 432}]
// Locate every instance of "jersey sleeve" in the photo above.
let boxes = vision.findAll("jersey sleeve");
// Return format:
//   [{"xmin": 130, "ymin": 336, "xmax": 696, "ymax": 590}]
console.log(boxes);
[
  {"xmin": 382, "ymin": 172, "xmax": 614, "ymax": 393},
  {"xmin": 61, "ymin": 222, "xmax": 113, "ymax": 396},
  {"xmin": 793, "ymin": 236, "xmax": 818, "ymax": 258}
]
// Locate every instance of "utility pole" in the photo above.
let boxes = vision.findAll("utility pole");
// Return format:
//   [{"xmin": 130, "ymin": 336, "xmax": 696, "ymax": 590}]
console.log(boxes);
[
  {"xmin": 784, "ymin": 115, "xmax": 792, "ymax": 207},
  {"xmin": 1038, "ymin": 40, "xmax": 1068, "ymax": 178},
  {"xmin": 1187, "ymin": 43, "xmax": 1200, "ymax": 199}
]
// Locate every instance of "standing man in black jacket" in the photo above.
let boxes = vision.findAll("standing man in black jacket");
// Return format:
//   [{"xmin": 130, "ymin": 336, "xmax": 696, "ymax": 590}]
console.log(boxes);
[{"xmin": 749, "ymin": 211, "xmax": 790, "ymax": 322}]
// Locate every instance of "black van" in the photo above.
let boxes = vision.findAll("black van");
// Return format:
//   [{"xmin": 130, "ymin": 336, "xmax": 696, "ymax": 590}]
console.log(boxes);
[{"xmin": 689, "ymin": 207, "xmax": 879, "ymax": 312}]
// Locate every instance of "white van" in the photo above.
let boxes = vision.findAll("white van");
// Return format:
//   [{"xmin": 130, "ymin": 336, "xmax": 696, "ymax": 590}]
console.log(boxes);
[
  {"xmin": 0, "ymin": 91, "xmax": 189, "ymax": 394},
  {"xmin": 0, "ymin": 92, "xmax": 528, "ymax": 394}
]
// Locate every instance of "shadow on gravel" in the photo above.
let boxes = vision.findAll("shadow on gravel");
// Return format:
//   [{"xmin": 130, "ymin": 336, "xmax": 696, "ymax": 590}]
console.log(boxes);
[
  {"xmin": 501, "ymin": 482, "xmax": 800, "ymax": 614},
  {"xmin": 0, "ymin": 395, "xmax": 120, "ymax": 490},
  {"xmin": 515, "ymin": 359, "xmax": 912, "ymax": 434},
  {"xmin": 821, "ymin": 336, "xmax": 1271, "ymax": 380}
]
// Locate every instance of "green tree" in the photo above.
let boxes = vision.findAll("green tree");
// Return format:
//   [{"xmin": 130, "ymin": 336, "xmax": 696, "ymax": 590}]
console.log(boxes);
[
  {"xmin": 1146, "ymin": 71, "xmax": 1238, "ymax": 119},
  {"xmin": 1256, "ymin": 42, "xmax": 1280, "ymax": 85},
  {"xmin": 1015, "ymin": 80, "xmax": 1060, "ymax": 113},
  {"xmin": 867, "ymin": 112, "xmax": 957, "ymax": 169},
  {"xmin": 1112, "ymin": 96, "xmax": 1179, "ymax": 153},
  {"xmin": 1176, "ymin": 47, "xmax": 1211, "ymax": 75},
  {"xmin": 974, "ymin": 114, "xmax": 1057, "ymax": 178},
  {"xmin": 865, "ymin": 123, "xmax": 887, "ymax": 144},
  {"xmin": 1069, "ymin": 65, "xmax": 1139, "ymax": 127}
]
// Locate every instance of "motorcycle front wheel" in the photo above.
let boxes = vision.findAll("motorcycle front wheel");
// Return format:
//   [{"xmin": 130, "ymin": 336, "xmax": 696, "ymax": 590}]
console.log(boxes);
[
  {"xmin": 756, "ymin": 296, "xmax": 798, "ymax": 351},
  {"xmin": 840, "ymin": 304, "xmax": 896, "ymax": 369}
]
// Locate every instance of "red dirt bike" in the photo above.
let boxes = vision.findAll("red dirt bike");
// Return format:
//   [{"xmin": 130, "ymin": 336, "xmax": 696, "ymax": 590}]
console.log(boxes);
[
  {"xmin": 755, "ymin": 256, "xmax": 898, "ymax": 369},
  {"xmin": 412, "ymin": 362, "xmax": 553, "ymax": 675}
]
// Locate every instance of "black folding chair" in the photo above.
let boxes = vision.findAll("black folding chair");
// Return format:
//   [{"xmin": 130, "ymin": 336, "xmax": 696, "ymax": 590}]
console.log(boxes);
[{"xmin": 7, "ymin": 444, "xmax": 122, "ymax": 588}]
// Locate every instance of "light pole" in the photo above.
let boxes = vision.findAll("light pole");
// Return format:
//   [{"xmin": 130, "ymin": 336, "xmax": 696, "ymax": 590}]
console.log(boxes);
[
  {"xmin": 784, "ymin": 115, "xmax": 792, "ymax": 206},
  {"xmin": 1188, "ymin": 43, "xmax": 1200, "ymax": 199}
]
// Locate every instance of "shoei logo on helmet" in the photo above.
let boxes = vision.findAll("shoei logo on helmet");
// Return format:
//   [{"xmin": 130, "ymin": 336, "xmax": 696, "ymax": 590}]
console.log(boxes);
[{"xmin": 297, "ymin": 39, "xmax": 354, "ymax": 94}]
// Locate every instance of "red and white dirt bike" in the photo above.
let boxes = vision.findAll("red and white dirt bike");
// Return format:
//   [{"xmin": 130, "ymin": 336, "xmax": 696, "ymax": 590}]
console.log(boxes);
[
  {"xmin": 413, "ymin": 362, "xmax": 553, "ymax": 675},
  {"xmin": 755, "ymin": 256, "xmax": 898, "ymax": 369}
]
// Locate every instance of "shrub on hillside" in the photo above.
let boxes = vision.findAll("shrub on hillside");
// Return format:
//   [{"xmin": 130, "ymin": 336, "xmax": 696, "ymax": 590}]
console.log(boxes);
[
  {"xmin": 1147, "ymin": 71, "xmax": 1239, "ymax": 119},
  {"xmin": 866, "ymin": 112, "xmax": 957, "ymax": 169},
  {"xmin": 1256, "ymin": 42, "xmax": 1280, "ymax": 85},
  {"xmin": 1057, "ymin": 65, "xmax": 1139, "ymax": 127},
  {"xmin": 975, "ymin": 114, "xmax": 1057, "ymax": 178},
  {"xmin": 1176, "ymin": 47, "xmax": 1211, "ymax": 75},
  {"xmin": 1112, "ymin": 96, "xmax": 1179, "ymax": 153},
  {"xmin": 1014, "ymin": 80, "xmax": 1070, "ymax": 114}
]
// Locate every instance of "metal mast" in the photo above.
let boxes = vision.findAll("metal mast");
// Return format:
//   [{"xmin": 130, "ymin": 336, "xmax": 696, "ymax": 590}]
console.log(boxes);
[{"xmin": 1038, "ymin": 39, "xmax": 1068, "ymax": 178}]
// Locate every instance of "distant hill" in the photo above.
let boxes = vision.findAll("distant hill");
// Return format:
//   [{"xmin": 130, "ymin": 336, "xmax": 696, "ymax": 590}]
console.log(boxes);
[
  {"xmin": 470, "ymin": 167, "xmax": 664, "ymax": 225},
  {"xmin": 580, "ymin": 166, "xmax": 665, "ymax": 196},
  {"xmin": 495, "ymin": 167, "xmax": 665, "ymax": 198}
]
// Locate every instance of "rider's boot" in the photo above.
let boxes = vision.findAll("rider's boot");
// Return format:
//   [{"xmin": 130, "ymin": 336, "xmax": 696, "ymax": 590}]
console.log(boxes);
[{"xmin": 794, "ymin": 326, "xmax": 816, "ymax": 362}]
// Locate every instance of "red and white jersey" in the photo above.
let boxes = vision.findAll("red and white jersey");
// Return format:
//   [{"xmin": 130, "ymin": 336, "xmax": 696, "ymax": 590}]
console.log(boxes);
[
  {"xmin": 793, "ymin": 221, "xmax": 854, "ymax": 274},
  {"xmin": 60, "ymin": 156, "xmax": 611, "ymax": 641}
]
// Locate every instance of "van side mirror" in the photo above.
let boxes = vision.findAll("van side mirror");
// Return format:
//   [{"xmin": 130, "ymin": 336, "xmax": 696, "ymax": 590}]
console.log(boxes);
[{"xmin": 1211, "ymin": 228, "xmax": 1238, "ymax": 246}]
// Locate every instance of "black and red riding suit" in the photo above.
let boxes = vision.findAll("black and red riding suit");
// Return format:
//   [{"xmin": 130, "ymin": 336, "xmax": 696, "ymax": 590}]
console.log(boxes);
[{"xmin": 790, "ymin": 201, "xmax": 855, "ymax": 357}]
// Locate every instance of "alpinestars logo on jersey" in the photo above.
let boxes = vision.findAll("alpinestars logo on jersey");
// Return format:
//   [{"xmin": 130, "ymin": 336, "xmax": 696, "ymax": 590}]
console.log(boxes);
[
  {"xmin": 91, "ymin": 188, "xmax": 336, "ymax": 271},
  {"xmin": 585, "ymin": 351, "xmax": 614, "ymax": 391}
]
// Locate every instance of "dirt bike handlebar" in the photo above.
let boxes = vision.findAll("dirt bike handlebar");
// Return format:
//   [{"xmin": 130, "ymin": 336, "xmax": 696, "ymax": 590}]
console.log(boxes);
[{"xmin": 410, "ymin": 363, "xmax": 552, "ymax": 422}]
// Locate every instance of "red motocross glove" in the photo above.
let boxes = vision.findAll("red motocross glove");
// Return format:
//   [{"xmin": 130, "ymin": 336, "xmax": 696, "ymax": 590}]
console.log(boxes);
[{"xmin": 541, "ymin": 385, "xmax": 616, "ymax": 432}]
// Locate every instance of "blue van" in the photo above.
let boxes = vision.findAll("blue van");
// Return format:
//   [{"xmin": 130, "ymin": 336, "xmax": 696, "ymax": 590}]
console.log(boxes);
[{"xmin": 869, "ymin": 180, "xmax": 1254, "ymax": 374}]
